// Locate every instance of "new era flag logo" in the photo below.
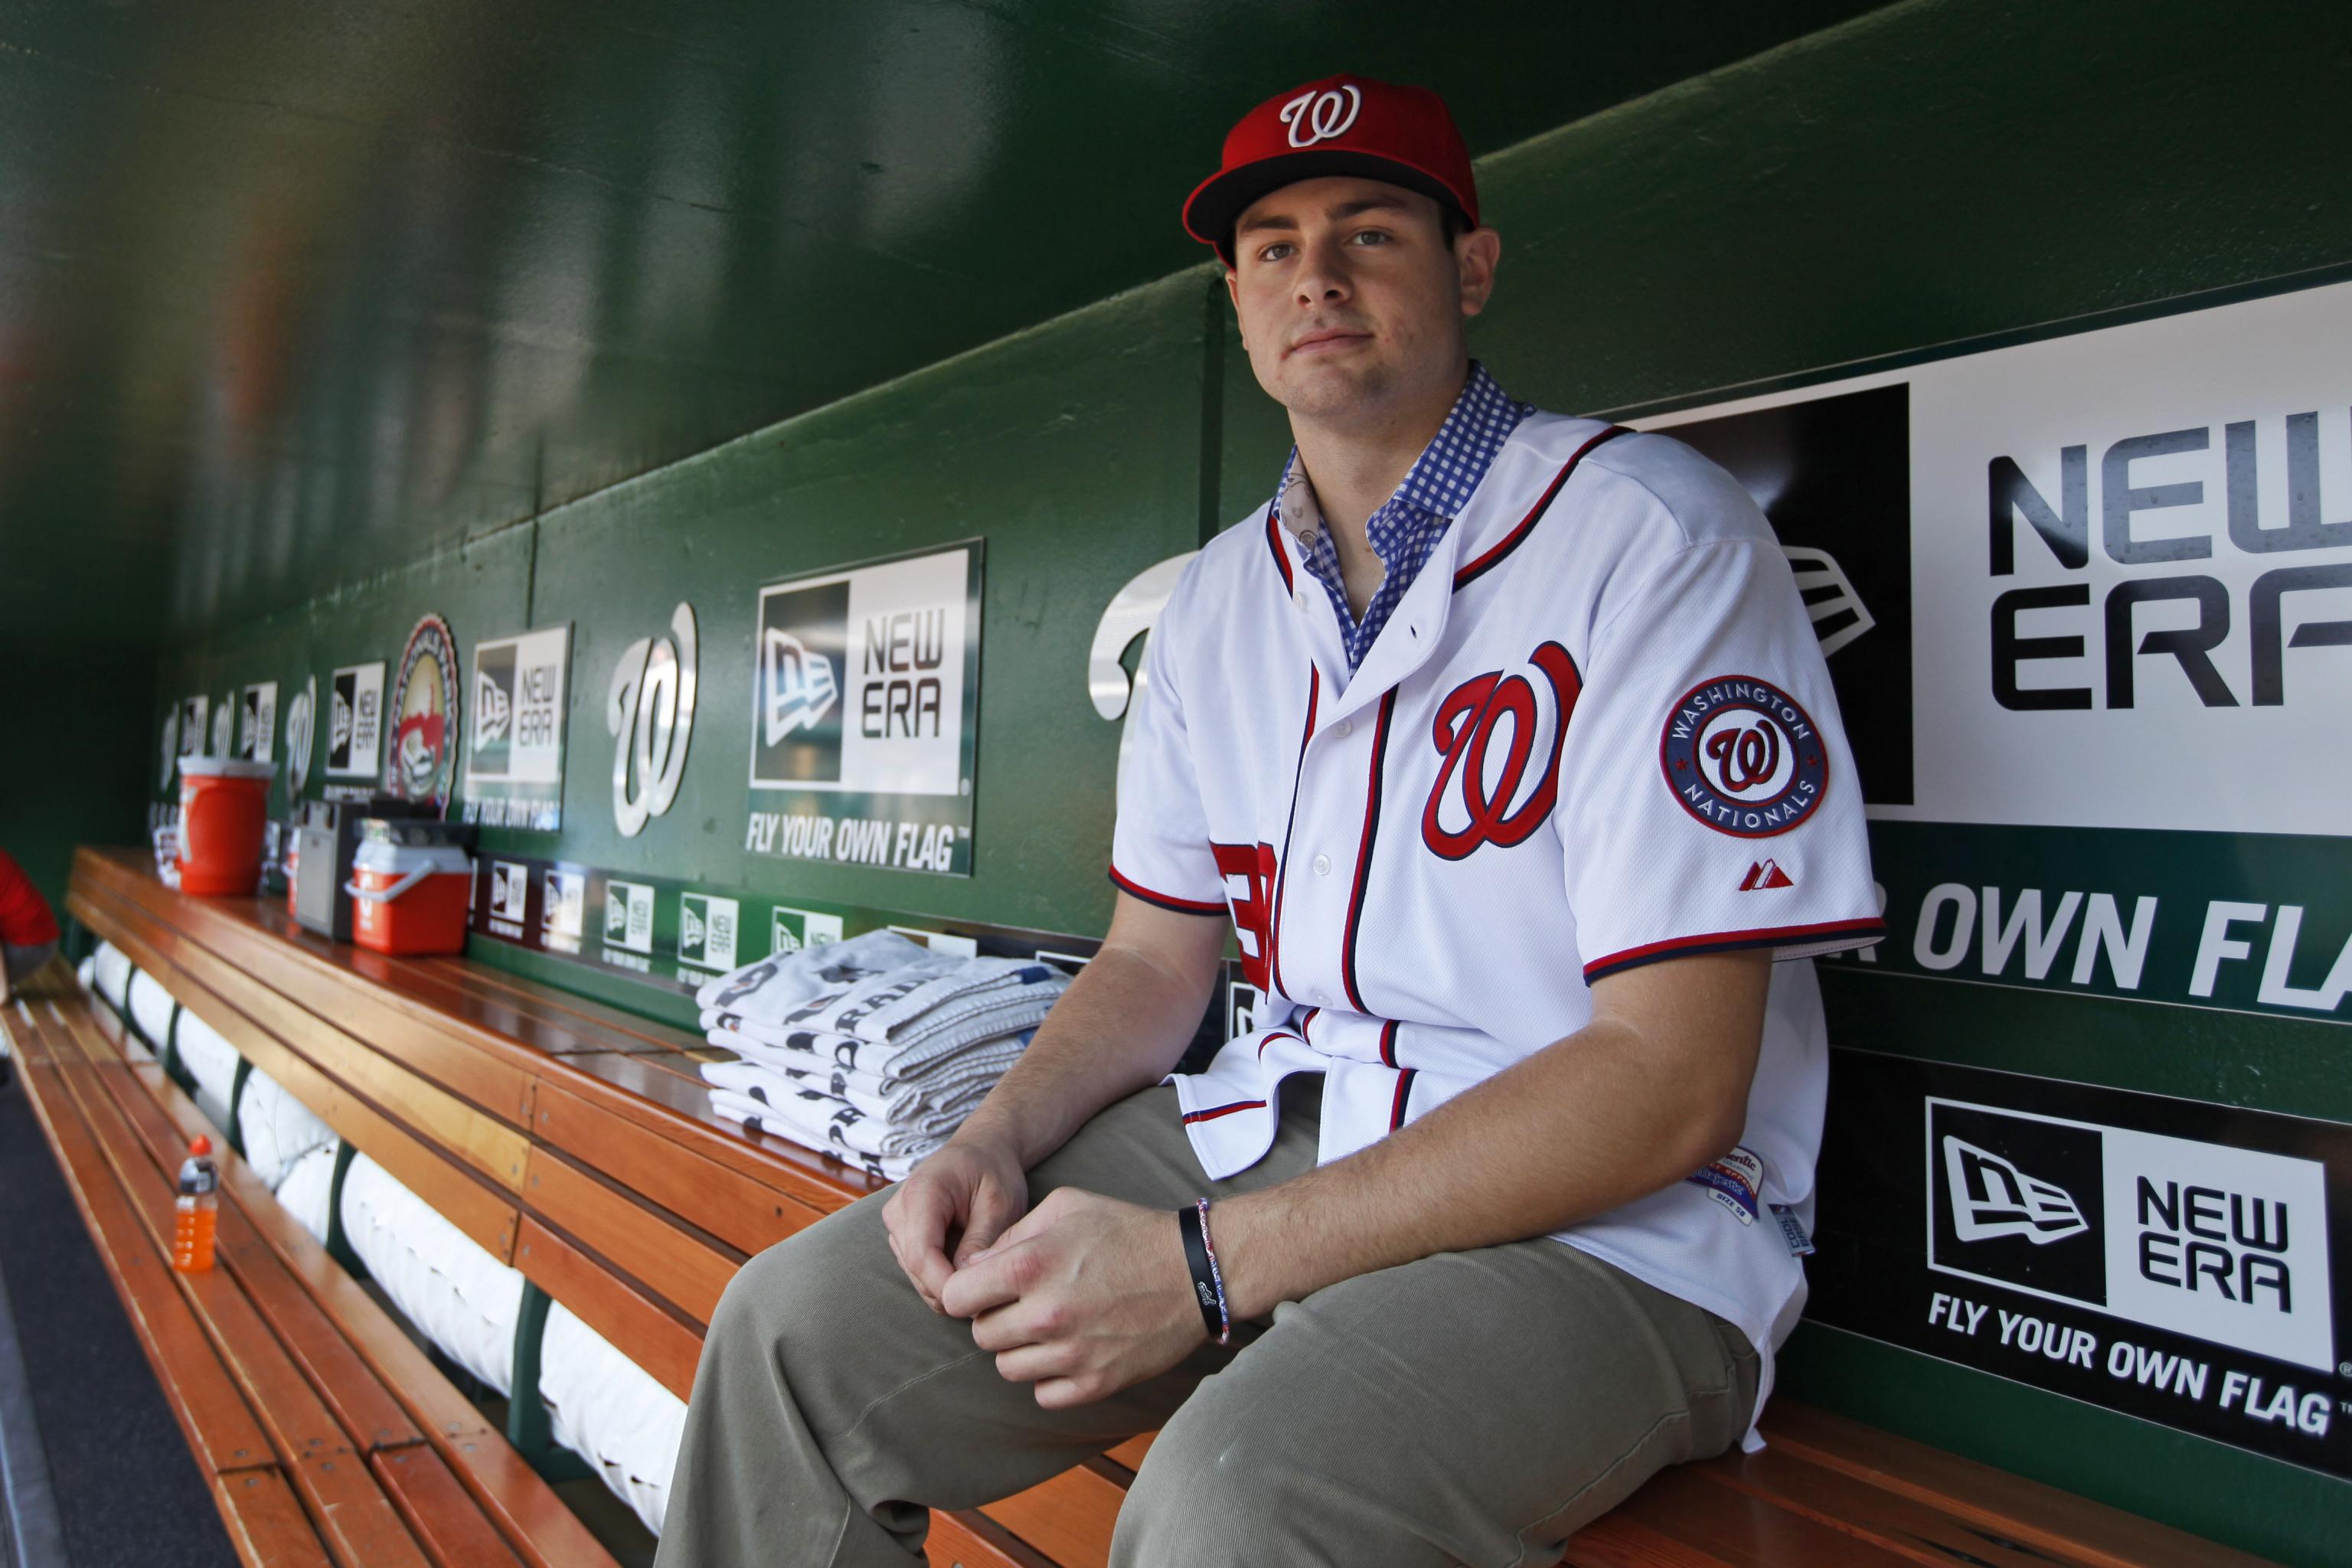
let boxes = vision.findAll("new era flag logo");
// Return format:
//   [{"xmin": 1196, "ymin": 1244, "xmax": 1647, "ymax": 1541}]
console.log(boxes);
[
  {"xmin": 1942, "ymin": 1136, "xmax": 2089, "ymax": 1245},
  {"xmin": 1739, "ymin": 859, "xmax": 1795, "ymax": 890}
]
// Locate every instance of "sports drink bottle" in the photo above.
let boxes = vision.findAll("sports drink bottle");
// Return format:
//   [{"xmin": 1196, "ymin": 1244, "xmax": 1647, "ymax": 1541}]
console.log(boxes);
[{"xmin": 172, "ymin": 1135, "xmax": 219, "ymax": 1272}]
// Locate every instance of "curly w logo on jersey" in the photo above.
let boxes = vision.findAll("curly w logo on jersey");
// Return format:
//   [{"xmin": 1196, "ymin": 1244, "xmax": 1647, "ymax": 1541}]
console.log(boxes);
[
  {"xmin": 1659, "ymin": 675, "xmax": 1828, "ymax": 838},
  {"xmin": 1421, "ymin": 642, "xmax": 1580, "ymax": 859}
]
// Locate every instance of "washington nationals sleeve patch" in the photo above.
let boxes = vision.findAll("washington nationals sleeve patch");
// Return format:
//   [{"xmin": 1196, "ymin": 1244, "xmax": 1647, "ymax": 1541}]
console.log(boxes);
[{"xmin": 1658, "ymin": 675, "xmax": 1828, "ymax": 837}]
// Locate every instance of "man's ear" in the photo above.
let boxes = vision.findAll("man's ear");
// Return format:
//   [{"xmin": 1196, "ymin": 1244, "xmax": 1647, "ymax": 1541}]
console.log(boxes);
[
  {"xmin": 1456, "ymin": 227, "xmax": 1501, "ymax": 319},
  {"xmin": 1223, "ymin": 266, "xmax": 1243, "ymax": 348}
]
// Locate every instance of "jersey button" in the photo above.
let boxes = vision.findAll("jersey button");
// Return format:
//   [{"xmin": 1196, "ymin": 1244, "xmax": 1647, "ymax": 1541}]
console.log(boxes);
[
  {"xmin": 1334, "ymin": 718, "xmax": 1354, "ymax": 738},
  {"xmin": 1312, "ymin": 854, "xmax": 1332, "ymax": 877}
]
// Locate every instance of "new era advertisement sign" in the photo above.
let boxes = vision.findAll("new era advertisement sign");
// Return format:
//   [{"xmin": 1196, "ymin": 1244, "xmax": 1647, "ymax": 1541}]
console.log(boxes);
[
  {"xmin": 1811, "ymin": 1053, "xmax": 2351, "ymax": 1478},
  {"xmin": 1637, "ymin": 279, "xmax": 2352, "ymax": 839},
  {"xmin": 743, "ymin": 543, "xmax": 983, "ymax": 876},
  {"xmin": 1928, "ymin": 1100, "xmax": 2332, "ymax": 1373},
  {"xmin": 326, "ymin": 662, "xmax": 385, "ymax": 779},
  {"xmin": 463, "ymin": 626, "xmax": 571, "ymax": 831}
]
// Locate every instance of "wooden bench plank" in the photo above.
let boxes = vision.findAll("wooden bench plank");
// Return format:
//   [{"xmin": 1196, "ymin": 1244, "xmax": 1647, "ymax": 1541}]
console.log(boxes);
[
  {"xmin": 43, "ymin": 1054, "xmax": 438, "ymax": 1568},
  {"xmin": 75, "ymin": 908, "xmax": 523, "ymax": 1263},
  {"xmin": 927, "ymin": 1508, "xmax": 1062, "ymax": 1568},
  {"xmin": 1686, "ymin": 1440, "xmax": 2115, "ymax": 1568},
  {"xmin": 976, "ymin": 1460, "xmax": 1129, "ymax": 1568},
  {"xmin": 1606, "ymin": 1463, "xmax": 1932, "ymax": 1567},
  {"xmin": 531, "ymin": 1076, "xmax": 828, "ymax": 1258},
  {"xmin": 77, "ymin": 882, "xmax": 536, "ymax": 1182},
  {"xmin": 212, "ymin": 1468, "xmax": 338, "ymax": 1568},
  {"xmin": 93, "ymin": 1022, "xmax": 624, "ymax": 1568},
  {"xmin": 13, "ymin": 1056, "xmax": 278, "ymax": 1477},
  {"xmin": 412, "ymin": 953, "xmax": 694, "ymax": 1055},
  {"xmin": 513, "ymin": 1217, "xmax": 706, "ymax": 1403},
  {"xmin": 2, "ymin": 997, "xmax": 67, "ymax": 1063},
  {"xmin": 521, "ymin": 1144, "xmax": 744, "ymax": 1325},
  {"xmin": 1758, "ymin": 1404, "xmax": 2275, "ymax": 1568},
  {"xmin": 371, "ymin": 1443, "xmax": 530, "ymax": 1568},
  {"xmin": 551, "ymin": 1048, "xmax": 886, "ymax": 1216},
  {"xmin": 79, "ymin": 852, "xmax": 554, "ymax": 1106},
  {"xmin": 74, "ymin": 1044, "xmax": 426, "ymax": 1453},
  {"xmin": 1563, "ymin": 1514, "xmax": 1744, "ymax": 1568},
  {"xmin": 285, "ymin": 1448, "xmax": 436, "ymax": 1568}
]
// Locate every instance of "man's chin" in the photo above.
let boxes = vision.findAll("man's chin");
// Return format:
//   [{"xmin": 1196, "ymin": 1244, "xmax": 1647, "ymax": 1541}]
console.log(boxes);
[{"xmin": 1273, "ymin": 363, "xmax": 1390, "ymax": 421}]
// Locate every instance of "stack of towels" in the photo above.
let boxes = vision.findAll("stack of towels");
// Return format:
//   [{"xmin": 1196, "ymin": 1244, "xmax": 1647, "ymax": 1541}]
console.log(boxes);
[{"xmin": 693, "ymin": 930, "xmax": 1070, "ymax": 1181}]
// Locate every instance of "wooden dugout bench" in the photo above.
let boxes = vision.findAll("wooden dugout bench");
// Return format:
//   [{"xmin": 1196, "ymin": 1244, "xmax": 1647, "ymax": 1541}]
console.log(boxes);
[{"xmin": 18, "ymin": 844, "xmax": 2269, "ymax": 1568}]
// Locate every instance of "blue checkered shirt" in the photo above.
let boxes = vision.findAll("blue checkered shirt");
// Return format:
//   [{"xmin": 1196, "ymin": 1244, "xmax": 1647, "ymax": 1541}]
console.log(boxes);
[{"xmin": 1276, "ymin": 362, "xmax": 1532, "ymax": 671}]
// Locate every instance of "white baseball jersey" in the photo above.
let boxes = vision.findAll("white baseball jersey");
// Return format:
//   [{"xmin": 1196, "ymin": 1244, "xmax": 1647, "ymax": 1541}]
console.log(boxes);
[{"xmin": 1109, "ymin": 411, "xmax": 1883, "ymax": 1438}]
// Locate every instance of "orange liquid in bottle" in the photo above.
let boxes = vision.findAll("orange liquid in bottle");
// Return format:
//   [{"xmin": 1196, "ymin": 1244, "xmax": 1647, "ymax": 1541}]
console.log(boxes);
[{"xmin": 172, "ymin": 1195, "xmax": 217, "ymax": 1272}]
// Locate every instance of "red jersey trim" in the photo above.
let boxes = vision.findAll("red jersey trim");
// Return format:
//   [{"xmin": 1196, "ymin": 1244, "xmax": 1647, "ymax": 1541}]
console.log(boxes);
[
  {"xmin": 1263, "ymin": 506, "xmax": 1294, "ymax": 595},
  {"xmin": 1106, "ymin": 866, "xmax": 1227, "ymax": 916},
  {"xmin": 1268, "ymin": 665, "xmax": 1321, "ymax": 1001},
  {"xmin": 1183, "ymin": 1099, "xmax": 1268, "ymax": 1125},
  {"xmin": 1388, "ymin": 1067, "xmax": 1418, "ymax": 1131},
  {"xmin": 1338, "ymin": 690, "xmax": 1397, "ymax": 1013},
  {"xmin": 1452, "ymin": 425, "xmax": 1631, "ymax": 591},
  {"xmin": 1583, "ymin": 918, "xmax": 1887, "ymax": 983}
]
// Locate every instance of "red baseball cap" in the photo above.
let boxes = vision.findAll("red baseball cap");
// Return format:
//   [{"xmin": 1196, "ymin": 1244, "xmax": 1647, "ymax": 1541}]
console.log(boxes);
[{"xmin": 1183, "ymin": 74, "xmax": 1479, "ymax": 263}]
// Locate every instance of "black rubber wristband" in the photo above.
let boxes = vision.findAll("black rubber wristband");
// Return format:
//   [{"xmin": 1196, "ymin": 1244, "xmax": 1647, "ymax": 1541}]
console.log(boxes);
[{"xmin": 1175, "ymin": 1204, "xmax": 1224, "ymax": 1339}]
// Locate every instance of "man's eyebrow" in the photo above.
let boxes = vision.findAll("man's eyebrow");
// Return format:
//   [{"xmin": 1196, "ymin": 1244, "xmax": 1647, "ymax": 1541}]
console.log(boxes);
[{"xmin": 1236, "ymin": 196, "xmax": 1411, "ymax": 236}]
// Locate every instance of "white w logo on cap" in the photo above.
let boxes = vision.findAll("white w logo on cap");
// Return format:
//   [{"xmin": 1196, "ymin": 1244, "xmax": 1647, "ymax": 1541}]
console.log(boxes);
[{"xmin": 1280, "ymin": 85, "xmax": 1361, "ymax": 148}]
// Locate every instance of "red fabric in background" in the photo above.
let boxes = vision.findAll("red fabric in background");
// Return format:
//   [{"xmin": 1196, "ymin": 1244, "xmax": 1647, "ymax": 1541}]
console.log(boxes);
[{"xmin": 0, "ymin": 850, "xmax": 60, "ymax": 947}]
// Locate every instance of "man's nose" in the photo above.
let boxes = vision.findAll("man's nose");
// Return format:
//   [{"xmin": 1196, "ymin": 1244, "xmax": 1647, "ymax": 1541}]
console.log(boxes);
[{"xmin": 1294, "ymin": 238, "xmax": 1354, "ymax": 306}]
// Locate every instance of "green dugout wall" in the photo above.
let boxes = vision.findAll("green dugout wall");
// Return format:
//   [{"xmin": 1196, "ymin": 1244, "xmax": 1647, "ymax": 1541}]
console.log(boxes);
[{"xmin": 100, "ymin": 2, "xmax": 2352, "ymax": 1560}]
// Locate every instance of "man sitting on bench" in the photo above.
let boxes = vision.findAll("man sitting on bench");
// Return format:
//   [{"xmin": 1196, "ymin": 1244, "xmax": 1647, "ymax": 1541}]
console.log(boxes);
[{"xmin": 657, "ymin": 74, "xmax": 1882, "ymax": 1568}]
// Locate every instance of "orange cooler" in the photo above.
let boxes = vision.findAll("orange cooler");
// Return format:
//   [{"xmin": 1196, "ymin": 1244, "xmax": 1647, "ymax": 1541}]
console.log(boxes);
[
  {"xmin": 347, "ymin": 828, "xmax": 473, "ymax": 956},
  {"xmin": 177, "ymin": 757, "xmax": 275, "ymax": 895}
]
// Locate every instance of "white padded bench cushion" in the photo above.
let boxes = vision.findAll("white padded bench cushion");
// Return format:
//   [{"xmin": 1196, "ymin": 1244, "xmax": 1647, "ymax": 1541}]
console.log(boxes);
[
  {"xmin": 236, "ymin": 1067, "xmax": 335, "ymax": 1189},
  {"xmin": 338, "ymin": 1153, "xmax": 524, "ymax": 1396},
  {"xmin": 91, "ymin": 942, "xmax": 132, "ymax": 1008},
  {"xmin": 539, "ymin": 1300, "xmax": 687, "ymax": 1537},
  {"xmin": 126, "ymin": 969, "xmax": 178, "ymax": 1055},
  {"xmin": 172, "ymin": 1008, "xmax": 243, "ymax": 1134},
  {"xmin": 274, "ymin": 1140, "xmax": 339, "ymax": 1246}
]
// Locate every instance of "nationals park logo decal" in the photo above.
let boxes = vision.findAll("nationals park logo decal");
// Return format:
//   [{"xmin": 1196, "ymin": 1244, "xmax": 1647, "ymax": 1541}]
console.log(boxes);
[
  {"xmin": 1660, "ymin": 675, "xmax": 1827, "ymax": 838},
  {"xmin": 1422, "ymin": 642, "xmax": 1580, "ymax": 859},
  {"xmin": 386, "ymin": 613, "xmax": 460, "ymax": 815}
]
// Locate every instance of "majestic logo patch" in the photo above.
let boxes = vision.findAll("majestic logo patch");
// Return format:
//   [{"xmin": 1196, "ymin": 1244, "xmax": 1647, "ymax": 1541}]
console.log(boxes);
[
  {"xmin": 1660, "ymin": 675, "xmax": 1827, "ymax": 838},
  {"xmin": 1739, "ymin": 859, "xmax": 1795, "ymax": 890},
  {"xmin": 1422, "ymin": 642, "xmax": 1581, "ymax": 860}
]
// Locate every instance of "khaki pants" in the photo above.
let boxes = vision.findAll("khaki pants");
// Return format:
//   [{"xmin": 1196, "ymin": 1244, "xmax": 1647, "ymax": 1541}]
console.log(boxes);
[{"xmin": 655, "ymin": 1079, "xmax": 1756, "ymax": 1567}]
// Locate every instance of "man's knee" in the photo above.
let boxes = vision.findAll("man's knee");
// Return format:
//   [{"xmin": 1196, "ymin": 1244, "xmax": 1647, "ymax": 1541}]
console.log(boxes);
[
  {"xmin": 704, "ymin": 1187, "xmax": 900, "ymax": 1371},
  {"xmin": 1113, "ymin": 1383, "xmax": 1326, "ymax": 1567}
]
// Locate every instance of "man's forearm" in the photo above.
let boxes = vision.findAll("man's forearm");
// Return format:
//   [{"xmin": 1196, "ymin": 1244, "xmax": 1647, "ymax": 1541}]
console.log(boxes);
[
  {"xmin": 1212, "ymin": 952, "xmax": 1769, "ymax": 1320},
  {"xmin": 952, "ymin": 944, "xmax": 1213, "ymax": 1168}
]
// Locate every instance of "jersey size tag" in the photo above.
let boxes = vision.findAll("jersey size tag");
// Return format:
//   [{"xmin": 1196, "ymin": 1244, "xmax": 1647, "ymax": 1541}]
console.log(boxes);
[
  {"xmin": 1770, "ymin": 1204, "xmax": 1816, "ymax": 1257},
  {"xmin": 1684, "ymin": 1145, "xmax": 1765, "ymax": 1226}
]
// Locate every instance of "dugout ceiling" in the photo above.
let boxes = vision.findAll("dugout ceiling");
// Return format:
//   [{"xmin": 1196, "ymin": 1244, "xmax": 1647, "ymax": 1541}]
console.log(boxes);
[{"xmin": 0, "ymin": 0, "xmax": 1894, "ymax": 643}]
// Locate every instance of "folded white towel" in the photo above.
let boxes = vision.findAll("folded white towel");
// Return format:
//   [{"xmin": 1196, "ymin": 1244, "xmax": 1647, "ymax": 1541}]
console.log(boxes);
[
  {"xmin": 701, "ymin": 1057, "xmax": 991, "ymax": 1141},
  {"xmin": 704, "ymin": 1027, "xmax": 1026, "ymax": 1107},
  {"xmin": 704, "ymin": 1084, "xmax": 929, "ymax": 1182},
  {"xmin": 692, "ymin": 929, "xmax": 927, "ymax": 1025},
  {"xmin": 784, "ymin": 958, "xmax": 1068, "ymax": 1047}
]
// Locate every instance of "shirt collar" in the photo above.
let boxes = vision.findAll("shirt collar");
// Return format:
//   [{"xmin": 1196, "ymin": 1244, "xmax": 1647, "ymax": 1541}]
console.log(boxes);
[{"xmin": 1272, "ymin": 361, "xmax": 1527, "ymax": 555}]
